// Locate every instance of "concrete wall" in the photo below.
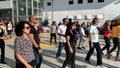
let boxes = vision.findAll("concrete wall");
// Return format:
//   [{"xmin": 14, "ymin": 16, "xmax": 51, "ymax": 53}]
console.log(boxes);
[
  {"xmin": 43, "ymin": 0, "xmax": 120, "ymax": 26},
  {"xmin": 0, "ymin": 1, "xmax": 12, "ymax": 9}
]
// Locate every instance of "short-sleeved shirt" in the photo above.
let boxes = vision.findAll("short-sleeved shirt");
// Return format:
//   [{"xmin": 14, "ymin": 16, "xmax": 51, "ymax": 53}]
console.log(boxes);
[
  {"xmin": 30, "ymin": 24, "xmax": 40, "ymax": 45},
  {"xmin": 14, "ymin": 36, "xmax": 35, "ymax": 63},
  {"xmin": 89, "ymin": 25, "xmax": 99, "ymax": 42},
  {"xmin": 65, "ymin": 30, "xmax": 75, "ymax": 42},
  {"xmin": 57, "ymin": 24, "xmax": 67, "ymax": 43},
  {"xmin": 50, "ymin": 25, "xmax": 57, "ymax": 33}
]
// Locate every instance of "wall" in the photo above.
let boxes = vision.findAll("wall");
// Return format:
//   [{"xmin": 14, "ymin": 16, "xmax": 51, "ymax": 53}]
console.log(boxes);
[
  {"xmin": 0, "ymin": 1, "xmax": 12, "ymax": 9},
  {"xmin": 43, "ymin": 0, "xmax": 120, "ymax": 26}
]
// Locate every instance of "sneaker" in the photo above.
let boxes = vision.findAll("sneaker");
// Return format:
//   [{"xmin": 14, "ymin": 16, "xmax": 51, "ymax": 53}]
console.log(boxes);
[
  {"xmin": 85, "ymin": 60, "xmax": 91, "ymax": 64},
  {"xmin": 101, "ymin": 65, "xmax": 108, "ymax": 68},
  {"xmin": 115, "ymin": 59, "xmax": 120, "ymax": 62},
  {"xmin": 82, "ymin": 47, "xmax": 86, "ymax": 49},
  {"xmin": 96, "ymin": 66, "xmax": 101, "ymax": 68},
  {"xmin": 56, "ymin": 57, "xmax": 60, "ymax": 61},
  {"xmin": 101, "ymin": 52, "xmax": 104, "ymax": 55},
  {"xmin": 0, "ymin": 61, "xmax": 6, "ymax": 64},
  {"xmin": 77, "ymin": 47, "xmax": 82, "ymax": 50}
]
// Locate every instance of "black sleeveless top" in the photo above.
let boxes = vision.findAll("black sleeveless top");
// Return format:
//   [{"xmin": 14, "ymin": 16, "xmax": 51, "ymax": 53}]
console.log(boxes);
[{"xmin": 0, "ymin": 28, "xmax": 4, "ymax": 41}]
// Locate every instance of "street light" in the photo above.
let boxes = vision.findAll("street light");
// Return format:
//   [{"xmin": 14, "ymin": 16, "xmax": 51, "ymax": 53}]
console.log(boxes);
[{"xmin": 51, "ymin": 0, "xmax": 53, "ymax": 22}]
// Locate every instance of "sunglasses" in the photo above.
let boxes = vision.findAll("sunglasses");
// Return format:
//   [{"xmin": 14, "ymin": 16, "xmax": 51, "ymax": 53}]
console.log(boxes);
[
  {"xmin": 24, "ymin": 27, "xmax": 30, "ymax": 29},
  {"xmin": 0, "ymin": 24, "xmax": 3, "ymax": 25},
  {"xmin": 35, "ymin": 18, "xmax": 38, "ymax": 20}
]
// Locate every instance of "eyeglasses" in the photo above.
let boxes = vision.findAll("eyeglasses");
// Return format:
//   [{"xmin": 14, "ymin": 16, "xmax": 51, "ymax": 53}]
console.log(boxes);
[{"xmin": 24, "ymin": 27, "xmax": 30, "ymax": 30}]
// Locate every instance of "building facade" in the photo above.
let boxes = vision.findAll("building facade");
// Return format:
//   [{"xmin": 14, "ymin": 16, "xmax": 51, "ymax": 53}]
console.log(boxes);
[
  {"xmin": 0, "ymin": 0, "xmax": 43, "ymax": 25},
  {"xmin": 43, "ymin": 0, "xmax": 120, "ymax": 26}
]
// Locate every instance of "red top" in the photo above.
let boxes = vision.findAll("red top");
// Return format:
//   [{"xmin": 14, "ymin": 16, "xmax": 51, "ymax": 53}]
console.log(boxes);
[{"xmin": 103, "ymin": 30, "xmax": 111, "ymax": 38}]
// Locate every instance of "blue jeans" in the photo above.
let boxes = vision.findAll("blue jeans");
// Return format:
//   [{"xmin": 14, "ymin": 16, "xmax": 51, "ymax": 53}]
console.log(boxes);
[
  {"xmin": 33, "ymin": 49, "xmax": 43, "ymax": 68},
  {"xmin": 85, "ymin": 42, "xmax": 102, "ymax": 65},
  {"xmin": 56, "ymin": 42, "xmax": 65, "ymax": 57}
]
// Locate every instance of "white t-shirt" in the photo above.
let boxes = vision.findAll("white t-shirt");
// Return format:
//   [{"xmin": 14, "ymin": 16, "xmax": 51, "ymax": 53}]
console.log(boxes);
[
  {"xmin": 80, "ymin": 27, "xmax": 85, "ymax": 36},
  {"xmin": 57, "ymin": 24, "xmax": 67, "ymax": 43},
  {"xmin": 89, "ymin": 25, "xmax": 99, "ymax": 42},
  {"xmin": 50, "ymin": 25, "xmax": 57, "ymax": 33}
]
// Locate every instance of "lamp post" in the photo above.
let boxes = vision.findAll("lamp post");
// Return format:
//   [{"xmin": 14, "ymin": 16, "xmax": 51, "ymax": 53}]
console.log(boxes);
[{"xmin": 51, "ymin": 0, "xmax": 53, "ymax": 22}]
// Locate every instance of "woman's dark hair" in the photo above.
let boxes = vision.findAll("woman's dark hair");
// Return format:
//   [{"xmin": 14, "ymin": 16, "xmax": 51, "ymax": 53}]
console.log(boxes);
[
  {"xmin": 66, "ymin": 22, "xmax": 74, "ymax": 31},
  {"xmin": 15, "ymin": 21, "xmax": 30, "ymax": 36},
  {"xmin": 92, "ymin": 18, "xmax": 98, "ymax": 24}
]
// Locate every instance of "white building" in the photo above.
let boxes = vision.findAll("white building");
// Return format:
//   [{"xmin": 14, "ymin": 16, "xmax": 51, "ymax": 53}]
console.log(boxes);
[
  {"xmin": 43, "ymin": 0, "xmax": 120, "ymax": 26},
  {"xmin": 0, "ymin": 0, "xmax": 43, "ymax": 25}
]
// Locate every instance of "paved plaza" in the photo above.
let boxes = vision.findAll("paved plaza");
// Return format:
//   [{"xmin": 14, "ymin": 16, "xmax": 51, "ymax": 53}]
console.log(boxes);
[{"xmin": 0, "ymin": 33, "xmax": 120, "ymax": 68}]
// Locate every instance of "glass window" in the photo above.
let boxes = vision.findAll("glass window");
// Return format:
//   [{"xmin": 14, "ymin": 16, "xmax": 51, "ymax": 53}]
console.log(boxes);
[
  {"xmin": 18, "ymin": 0, "xmax": 26, "ymax": 16},
  {"xmin": 0, "ymin": 0, "xmax": 9, "ymax": 1},
  {"xmin": 69, "ymin": 0, "xmax": 74, "ymax": 5},
  {"xmin": 98, "ymin": 0, "xmax": 104, "ymax": 3},
  {"xmin": 14, "ymin": 17, "xmax": 17, "ymax": 24},
  {"xmin": 47, "ymin": 2, "xmax": 51, "ymax": 6},
  {"xmin": 28, "ymin": 8, "xmax": 32, "ymax": 15},
  {"xmin": 33, "ymin": 0, "xmax": 37, "ymax": 8},
  {"xmin": 28, "ymin": 0, "xmax": 32, "ymax": 8},
  {"xmin": 38, "ymin": 10, "xmax": 42, "ymax": 16},
  {"xmin": 18, "ymin": 17, "xmax": 26, "ymax": 21},
  {"xmin": 34, "ymin": 9, "xmax": 37, "ymax": 15},
  {"xmin": 38, "ymin": 2, "xmax": 42, "ymax": 8},
  {"xmin": 88, "ymin": 0, "xmax": 93, "ymax": 3},
  {"xmin": 13, "ymin": 1, "xmax": 17, "ymax": 16},
  {"xmin": 78, "ymin": 0, "xmax": 83, "ymax": 4}
]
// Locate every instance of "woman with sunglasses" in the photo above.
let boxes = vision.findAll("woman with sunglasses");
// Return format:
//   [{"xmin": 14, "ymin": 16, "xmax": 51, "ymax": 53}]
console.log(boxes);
[
  {"xmin": 14, "ymin": 21, "xmax": 35, "ymax": 68},
  {"xmin": 0, "ymin": 21, "xmax": 6, "ymax": 64},
  {"xmin": 62, "ymin": 22, "xmax": 76, "ymax": 68}
]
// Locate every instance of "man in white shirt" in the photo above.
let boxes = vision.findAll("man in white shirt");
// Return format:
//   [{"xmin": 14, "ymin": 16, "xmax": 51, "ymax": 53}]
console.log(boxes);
[{"xmin": 56, "ymin": 18, "xmax": 68, "ymax": 61}]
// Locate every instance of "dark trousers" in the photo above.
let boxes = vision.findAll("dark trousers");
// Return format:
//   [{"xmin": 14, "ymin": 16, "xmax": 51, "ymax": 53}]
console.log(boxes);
[
  {"xmin": 50, "ymin": 33, "xmax": 57, "ymax": 44},
  {"xmin": 109, "ymin": 38, "xmax": 120, "ymax": 60},
  {"xmin": 116, "ymin": 38, "xmax": 120, "ymax": 60},
  {"xmin": 85, "ymin": 42, "xmax": 102, "ymax": 65},
  {"xmin": 101, "ymin": 37, "xmax": 111, "ymax": 54},
  {"xmin": 109, "ymin": 38, "xmax": 118, "ymax": 53},
  {"xmin": 0, "ymin": 40, "xmax": 5, "ymax": 62},
  {"xmin": 16, "ymin": 62, "xmax": 34, "ymax": 68},
  {"xmin": 62, "ymin": 42, "xmax": 75, "ymax": 68},
  {"xmin": 56, "ymin": 42, "xmax": 65, "ymax": 57},
  {"xmin": 34, "ymin": 49, "xmax": 43, "ymax": 68}
]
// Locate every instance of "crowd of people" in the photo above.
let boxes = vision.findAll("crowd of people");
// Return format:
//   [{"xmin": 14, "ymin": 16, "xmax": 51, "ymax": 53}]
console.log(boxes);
[{"xmin": 0, "ymin": 15, "xmax": 120, "ymax": 68}]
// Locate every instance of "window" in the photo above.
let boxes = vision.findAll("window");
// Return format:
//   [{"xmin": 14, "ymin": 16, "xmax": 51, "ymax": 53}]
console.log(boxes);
[
  {"xmin": 69, "ymin": 0, "xmax": 73, "ymax": 5},
  {"xmin": 78, "ymin": 0, "xmax": 83, "ymax": 4},
  {"xmin": 98, "ymin": 0, "xmax": 104, "ymax": 3},
  {"xmin": 47, "ymin": 2, "xmax": 51, "ymax": 6},
  {"xmin": 88, "ymin": 0, "xmax": 93, "ymax": 3}
]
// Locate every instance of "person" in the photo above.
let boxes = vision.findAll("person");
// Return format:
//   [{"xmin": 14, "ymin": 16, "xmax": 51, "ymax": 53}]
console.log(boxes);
[
  {"xmin": 14, "ymin": 21, "xmax": 35, "ymax": 68},
  {"xmin": 50, "ymin": 21, "xmax": 57, "ymax": 45},
  {"xmin": 56, "ymin": 18, "xmax": 68, "ymax": 61},
  {"xmin": 29, "ymin": 15, "xmax": 43, "ymax": 68},
  {"xmin": 77, "ymin": 23, "xmax": 86, "ymax": 49},
  {"xmin": 106, "ymin": 19, "xmax": 120, "ymax": 61},
  {"xmin": 85, "ymin": 18, "xmax": 107, "ymax": 68},
  {"xmin": 62, "ymin": 22, "xmax": 76, "ymax": 68},
  {"xmin": 6, "ymin": 21, "xmax": 13, "ymax": 39},
  {"xmin": 0, "ymin": 21, "xmax": 6, "ymax": 64},
  {"xmin": 72, "ymin": 22, "xmax": 79, "ymax": 45},
  {"xmin": 101, "ymin": 20, "xmax": 112, "ymax": 55}
]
